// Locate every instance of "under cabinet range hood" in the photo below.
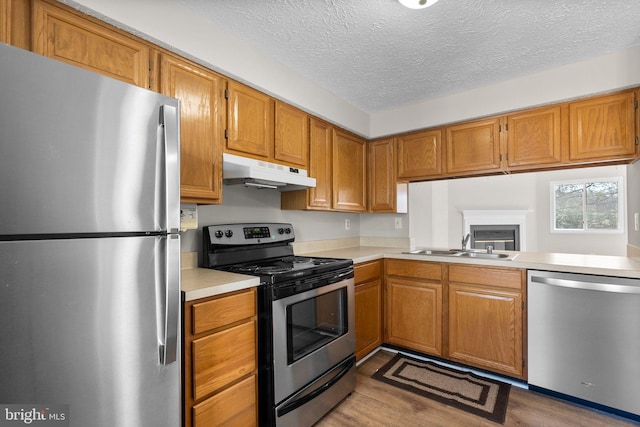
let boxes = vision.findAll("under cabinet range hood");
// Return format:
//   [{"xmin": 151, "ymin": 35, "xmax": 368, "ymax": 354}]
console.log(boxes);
[{"xmin": 222, "ymin": 153, "xmax": 316, "ymax": 191}]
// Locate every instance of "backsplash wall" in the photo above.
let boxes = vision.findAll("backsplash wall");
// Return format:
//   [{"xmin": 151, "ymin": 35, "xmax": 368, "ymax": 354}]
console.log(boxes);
[{"xmin": 180, "ymin": 184, "xmax": 409, "ymax": 259}]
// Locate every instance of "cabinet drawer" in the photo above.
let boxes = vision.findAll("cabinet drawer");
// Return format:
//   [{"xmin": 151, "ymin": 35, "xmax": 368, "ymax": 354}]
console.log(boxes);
[
  {"xmin": 386, "ymin": 259, "xmax": 441, "ymax": 281},
  {"xmin": 193, "ymin": 374, "xmax": 257, "ymax": 427},
  {"xmin": 192, "ymin": 320, "xmax": 256, "ymax": 400},
  {"xmin": 449, "ymin": 264, "xmax": 523, "ymax": 290},
  {"xmin": 192, "ymin": 289, "xmax": 255, "ymax": 335},
  {"xmin": 355, "ymin": 260, "xmax": 382, "ymax": 284}
]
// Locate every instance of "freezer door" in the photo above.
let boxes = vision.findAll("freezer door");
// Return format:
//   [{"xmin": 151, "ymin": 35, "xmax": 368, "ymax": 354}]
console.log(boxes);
[
  {"xmin": 0, "ymin": 44, "xmax": 179, "ymax": 235},
  {"xmin": 0, "ymin": 236, "xmax": 180, "ymax": 427}
]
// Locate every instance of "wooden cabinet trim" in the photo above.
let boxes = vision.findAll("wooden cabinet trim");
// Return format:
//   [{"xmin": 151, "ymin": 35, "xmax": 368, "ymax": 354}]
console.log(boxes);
[
  {"xmin": 385, "ymin": 259, "xmax": 442, "ymax": 281},
  {"xmin": 449, "ymin": 264, "xmax": 523, "ymax": 290},
  {"xmin": 354, "ymin": 260, "xmax": 382, "ymax": 284},
  {"xmin": 191, "ymin": 288, "xmax": 256, "ymax": 335}
]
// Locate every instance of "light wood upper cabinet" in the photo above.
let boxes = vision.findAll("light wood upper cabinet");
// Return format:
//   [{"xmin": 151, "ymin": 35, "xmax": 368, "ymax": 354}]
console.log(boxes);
[
  {"xmin": 226, "ymin": 80, "xmax": 274, "ymax": 160},
  {"xmin": 307, "ymin": 118, "xmax": 333, "ymax": 209},
  {"xmin": 333, "ymin": 130, "xmax": 366, "ymax": 212},
  {"xmin": 505, "ymin": 105, "xmax": 563, "ymax": 169},
  {"xmin": 569, "ymin": 90, "xmax": 637, "ymax": 162},
  {"xmin": 1, "ymin": 0, "xmax": 31, "ymax": 50},
  {"xmin": 280, "ymin": 117, "xmax": 333, "ymax": 210},
  {"xmin": 32, "ymin": 0, "xmax": 150, "ymax": 88},
  {"xmin": 447, "ymin": 264, "xmax": 525, "ymax": 378},
  {"xmin": 445, "ymin": 117, "xmax": 502, "ymax": 175},
  {"xmin": 274, "ymin": 101, "xmax": 308, "ymax": 168},
  {"xmin": 368, "ymin": 138, "xmax": 396, "ymax": 212},
  {"xmin": 159, "ymin": 54, "xmax": 225, "ymax": 204},
  {"xmin": 397, "ymin": 129, "xmax": 443, "ymax": 180}
]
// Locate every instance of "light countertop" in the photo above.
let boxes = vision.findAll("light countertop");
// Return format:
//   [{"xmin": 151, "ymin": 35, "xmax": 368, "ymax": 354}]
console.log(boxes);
[
  {"xmin": 181, "ymin": 246, "xmax": 640, "ymax": 301},
  {"xmin": 299, "ymin": 246, "xmax": 640, "ymax": 279}
]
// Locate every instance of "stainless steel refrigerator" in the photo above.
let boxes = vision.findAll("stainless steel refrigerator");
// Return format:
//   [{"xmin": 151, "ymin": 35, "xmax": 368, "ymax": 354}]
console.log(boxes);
[{"xmin": 0, "ymin": 44, "xmax": 181, "ymax": 427}]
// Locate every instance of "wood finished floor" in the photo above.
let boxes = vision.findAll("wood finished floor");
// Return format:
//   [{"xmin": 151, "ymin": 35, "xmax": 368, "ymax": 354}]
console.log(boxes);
[{"xmin": 315, "ymin": 350, "xmax": 640, "ymax": 427}]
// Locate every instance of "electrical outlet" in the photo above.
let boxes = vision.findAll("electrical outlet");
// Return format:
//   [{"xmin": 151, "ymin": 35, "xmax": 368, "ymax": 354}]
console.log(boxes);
[
  {"xmin": 345, "ymin": 218, "xmax": 351, "ymax": 230},
  {"xmin": 394, "ymin": 217, "xmax": 402, "ymax": 229},
  {"xmin": 180, "ymin": 203, "xmax": 198, "ymax": 231}
]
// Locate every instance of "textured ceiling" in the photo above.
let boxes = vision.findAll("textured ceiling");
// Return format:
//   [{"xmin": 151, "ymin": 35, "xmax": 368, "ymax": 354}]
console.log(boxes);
[{"xmin": 178, "ymin": 0, "xmax": 640, "ymax": 113}]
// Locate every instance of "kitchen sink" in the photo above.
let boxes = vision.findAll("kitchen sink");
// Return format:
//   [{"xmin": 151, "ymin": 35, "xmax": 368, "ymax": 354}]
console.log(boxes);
[
  {"xmin": 404, "ymin": 249, "xmax": 462, "ymax": 256},
  {"xmin": 403, "ymin": 248, "xmax": 513, "ymax": 260},
  {"xmin": 454, "ymin": 252, "xmax": 509, "ymax": 259}
]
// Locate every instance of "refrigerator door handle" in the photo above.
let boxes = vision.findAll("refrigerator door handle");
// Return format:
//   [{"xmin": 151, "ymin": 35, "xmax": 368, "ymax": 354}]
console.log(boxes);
[
  {"xmin": 160, "ymin": 234, "xmax": 180, "ymax": 366},
  {"xmin": 160, "ymin": 104, "xmax": 180, "ymax": 234}
]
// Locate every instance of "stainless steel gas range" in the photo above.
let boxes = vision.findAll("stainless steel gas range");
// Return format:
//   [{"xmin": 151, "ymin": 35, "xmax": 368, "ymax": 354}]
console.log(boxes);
[{"xmin": 203, "ymin": 223, "xmax": 356, "ymax": 427}]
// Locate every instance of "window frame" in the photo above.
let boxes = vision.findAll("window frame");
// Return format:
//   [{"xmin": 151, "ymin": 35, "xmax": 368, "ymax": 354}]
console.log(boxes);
[{"xmin": 550, "ymin": 176, "xmax": 625, "ymax": 234}]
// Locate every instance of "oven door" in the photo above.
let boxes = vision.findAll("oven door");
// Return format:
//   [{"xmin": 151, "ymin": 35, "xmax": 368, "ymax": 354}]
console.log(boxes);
[{"xmin": 272, "ymin": 276, "xmax": 355, "ymax": 404}]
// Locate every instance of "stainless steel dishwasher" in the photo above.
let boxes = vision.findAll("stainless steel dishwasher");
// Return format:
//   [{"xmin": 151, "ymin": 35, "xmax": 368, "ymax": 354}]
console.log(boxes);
[{"xmin": 528, "ymin": 270, "xmax": 640, "ymax": 419}]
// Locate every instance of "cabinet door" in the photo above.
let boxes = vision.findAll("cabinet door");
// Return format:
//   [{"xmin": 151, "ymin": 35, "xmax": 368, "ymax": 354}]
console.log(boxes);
[
  {"xmin": 274, "ymin": 101, "xmax": 308, "ymax": 168},
  {"xmin": 445, "ymin": 117, "xmax": 502, "ymax": 175},
  {"xmin": 569, "ymin": 91, "xmax": 637, "ymax": 162},
  {"xmin": 226, "ymin": 81, "xmax": 273, "ymax": 159},
  {"xmin": 1, "ymin": 0, "xmax": 30, "ymax": 49},
  {"xmin": 448, "ymin": 284, "xmax": 523, "ymax": 377},
  {"xmin": 333, "ymin": 130, "xmax": 366, "ymax": 212},
  {"xmin": 32, "ymin": 0, "xmax": 150, "ymax": 88},
  {"xmin": 397, "ymin": 129, "xmax": 443, "ymax": 179},
  {"xmin": 307, "ymin": 118, "xmax": 333, "ymax": 209},
  {"xmin": 368, "ymin": 138, "xmax": 396, "ymax": 212},
  {"xmin": 355, "ymin": 279, "xmax": 383, "ymax": 361},
  {"xmin": 192, "ymin": 374, "xmax": 257, "ymax": 427},
  {"xmin": 506, "ymin": 105, "xmax": 562, "ymax": 169},
  {"xmin": 160, "ymin": 54, "xmax": 224, "ymax": 204},
  {"xmin": 386, "ymin": 277, "xmax": 442, "ymax": 356}
]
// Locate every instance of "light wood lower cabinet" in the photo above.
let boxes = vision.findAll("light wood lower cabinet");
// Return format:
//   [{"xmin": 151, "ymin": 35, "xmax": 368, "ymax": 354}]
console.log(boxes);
[
  {"xmin": 385, "ymin": 260, "xmax": 443, "ymax": 356},
  {"xmin": 354, "ymin": 260, "xmax": 383, "ymax": 361},
  {"xmin": 384, "ymin": 260, "xmax": 526, "ymax": 379},
  {"xmin": 447, "ymin": 264, "xmax": 525, "ymax": 378},
  {"xmin": 183, "ymin": 288, "xmax": 258, "ymax": 427}
]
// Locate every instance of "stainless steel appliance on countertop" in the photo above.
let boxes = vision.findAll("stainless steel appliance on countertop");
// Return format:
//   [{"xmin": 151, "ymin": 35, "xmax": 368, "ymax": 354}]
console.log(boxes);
[
  {"xmin": 528, "ymin": 270, "xmax": 640, "ymax": 421},
  {"xmin": 204, "ymin": 223, "xmax": 356, "ymax": 427},
  {"xmin": 0, "ymin": 44, "xmax": 181, "ymax": 427}
]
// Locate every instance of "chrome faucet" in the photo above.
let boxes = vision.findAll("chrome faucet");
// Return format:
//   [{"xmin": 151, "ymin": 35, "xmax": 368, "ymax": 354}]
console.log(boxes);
[{"xmin": 461, "ymin": 233, "xmax": 470, "ymax": 251}]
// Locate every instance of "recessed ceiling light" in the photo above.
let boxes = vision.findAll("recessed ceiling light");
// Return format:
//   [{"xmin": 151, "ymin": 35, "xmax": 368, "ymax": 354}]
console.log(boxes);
[{"xmin": 399, "ymin": 0, "xmax": 440, "ymax": 9}]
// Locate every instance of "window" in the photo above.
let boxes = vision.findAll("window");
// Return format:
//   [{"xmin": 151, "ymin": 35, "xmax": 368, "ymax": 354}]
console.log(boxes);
[{"xmin": 551, "ymin": 177, "xmax": 624, "ymax": 233}]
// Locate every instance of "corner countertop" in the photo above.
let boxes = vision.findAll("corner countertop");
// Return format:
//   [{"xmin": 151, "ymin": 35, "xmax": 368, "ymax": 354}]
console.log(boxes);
[
  {"xmin": 181, "ymin": 246, "xmax": 640, "ymax": 302},
  {"xmin": 180, "ymin": 252, "xmax": 259, "ymax": 301}
]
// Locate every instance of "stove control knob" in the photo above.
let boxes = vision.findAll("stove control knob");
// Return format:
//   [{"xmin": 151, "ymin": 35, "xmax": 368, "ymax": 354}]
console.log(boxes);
[
  {"xmin": 284, "ymin": 227, "xmax": 291, "ymax": 234},
  {"xmin": 278, "ymin": 228, "xmax": 285, "ymax": 234},
  {"xmin": 225, "ymin": 229, "xmax": 233, "ymax": 238},
  {"xmin": 214, "ymin": 230, "xmax": 224, "ymax": 239}
]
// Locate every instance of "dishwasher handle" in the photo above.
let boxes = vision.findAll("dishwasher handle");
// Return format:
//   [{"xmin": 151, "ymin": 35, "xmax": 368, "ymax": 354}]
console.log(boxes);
[{"xmin": 530, "ymin": 275, "xmax": 640, "ymax": 294}]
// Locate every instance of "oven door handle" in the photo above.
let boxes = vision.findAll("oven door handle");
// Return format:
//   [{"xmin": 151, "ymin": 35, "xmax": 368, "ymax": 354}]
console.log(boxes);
[{"xmin": 277, "ymin": 356, "xmax": 355, "ymax": 417}]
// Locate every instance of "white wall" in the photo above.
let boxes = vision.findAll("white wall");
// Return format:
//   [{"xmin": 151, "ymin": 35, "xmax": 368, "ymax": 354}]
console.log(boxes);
[
  {"xmin": 62, "ymin": 0, "xmax": 370, "ymax": 136},
  {"xmin": 409, "ymin": 165, "xmax": 629, "ymax": 256},
  {"xmin": 534, "ymin": 165, "xmax": 628, "ymax": 256},
  {"xmin": 181, "ymin": 185, "xmax": 407, "ymax": 258},
  {"xmin": 371, "ymin": 46, "xmax": 640, "ymax": 138},
  {"xmin": 627, "ymin": 161, "xmax": 640, "ymax": 250},
  {"xmin": 62, "ymin": 0, "xmax": 639, "ymax": 256}
]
